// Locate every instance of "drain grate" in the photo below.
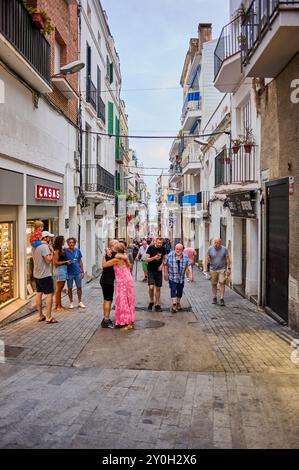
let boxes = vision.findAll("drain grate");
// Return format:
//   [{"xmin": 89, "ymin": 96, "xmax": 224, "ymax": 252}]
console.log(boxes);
[
  {"xmin": 135, "ymin": 306, "xmax": 193, "ymax": 312},
  {"xmin": 4, "ymin": 346, "xmax": 24, "ymax": 358},
  {"xmin": 134, "ymin": 319, "xmax": 165, "ymax": 329}
]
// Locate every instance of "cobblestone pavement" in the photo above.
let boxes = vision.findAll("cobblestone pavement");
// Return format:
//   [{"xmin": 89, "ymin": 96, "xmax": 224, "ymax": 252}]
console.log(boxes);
[{"xmin": 1, "ymin": 265, "xmax": 299, "ymax": 449}]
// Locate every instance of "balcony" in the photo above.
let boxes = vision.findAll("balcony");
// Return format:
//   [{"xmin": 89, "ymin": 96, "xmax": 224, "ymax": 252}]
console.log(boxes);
[
  {"xmin": 0, "ymin": 0, "xmax": 51, "ymax": 93},
  {"xmin": 197, "ymin": 191, "xmax": 210, "ymax": 212},
  {"xmin": 86, "ymin": 77, "xmax": 97, "ymax": 111},
  {"xmin": 82, "ymin": 164, "xmax": 115, "ymax": 197},
  {"xmin": 241, "ymin": 0, "xmax": 299, "ymax": 78},
  {"xmin": 97, "ymin": 95, "xmax": 106, "ymax": 124},
  {"xmin": 215, "ymin": 146, "xmax": 257, "ymax": 188},
  {"xmin": 169, "ymin": 164, "xmax": 183, "ymax": 185},
  {"xmin": 181, "ymin": 141, "xmax": 202, "ymax": 175},
  {"xmin": 181, "ymin": 93, "xmax": 202, "ymax": 131},
  {"xmin": 214, "ymin": 15, "xmax": 242, "ymax": 92}
]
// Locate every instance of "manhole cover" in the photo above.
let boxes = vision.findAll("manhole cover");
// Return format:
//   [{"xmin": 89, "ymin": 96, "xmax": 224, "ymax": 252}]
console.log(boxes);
[
  {"xmin": 134, "ymin": 319, "xmax": 165, "ymax": 329},
  {"xmin": 4, "ymin": 346, "xmax": 24, "ymax": 358}
]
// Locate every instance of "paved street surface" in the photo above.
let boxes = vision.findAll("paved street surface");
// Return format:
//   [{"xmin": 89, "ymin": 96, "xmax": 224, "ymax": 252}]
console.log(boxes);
[{"xmin": 1, "ymin": 264, "xmax": 299, "ymax": 449}]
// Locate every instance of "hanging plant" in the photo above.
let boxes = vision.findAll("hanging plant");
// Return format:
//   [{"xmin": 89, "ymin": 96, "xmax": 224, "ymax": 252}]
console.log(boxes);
[
  {"xmin": 231, "ymin": 137, "xmax": 243, "ymax": 154},
  {"xmin": 27, "ymin": 7, "xmax": 54, "ymax": 35}
]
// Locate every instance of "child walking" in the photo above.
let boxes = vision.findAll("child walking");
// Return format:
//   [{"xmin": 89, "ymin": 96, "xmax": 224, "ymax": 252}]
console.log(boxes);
[{"xmin": 114, "ymin": 243, "xmax": 135, "ymax": 331}]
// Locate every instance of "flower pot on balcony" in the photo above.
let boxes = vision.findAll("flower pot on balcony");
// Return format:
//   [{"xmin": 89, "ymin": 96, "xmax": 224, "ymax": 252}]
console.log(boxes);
[
  {"xmin": 32, "ymin": 13, "xmax": 45, "ymax": 30},
  {"xmin": 232, "ymin": 145, "xmax": 240, "ymax": 154},
  {"xmin": 244, "ymin": 144, "xmax": 253, "ymax": 154}
]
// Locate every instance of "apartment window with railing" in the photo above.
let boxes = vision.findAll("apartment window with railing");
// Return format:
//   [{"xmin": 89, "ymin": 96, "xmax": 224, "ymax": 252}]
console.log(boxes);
[{"xmin": 97, "ymin": 136, "xmax": 101, "ymax": 165}]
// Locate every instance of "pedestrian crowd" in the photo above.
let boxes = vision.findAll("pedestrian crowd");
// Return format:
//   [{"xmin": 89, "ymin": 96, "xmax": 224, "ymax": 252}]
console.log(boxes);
[{"xmin": 30, "ymin": 220, "xmax": 231, "ymax": 330}]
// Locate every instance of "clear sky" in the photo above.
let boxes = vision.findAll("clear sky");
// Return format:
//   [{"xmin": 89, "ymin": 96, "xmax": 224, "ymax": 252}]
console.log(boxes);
[{"xmin": 101, "ymin": 0, "xmax": 229, "ymax": 217}]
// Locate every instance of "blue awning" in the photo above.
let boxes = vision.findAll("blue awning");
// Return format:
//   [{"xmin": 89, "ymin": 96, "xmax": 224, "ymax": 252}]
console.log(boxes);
[{"xmin": 182, "ymin": 194, "xmax": 197, "ymax": 206}]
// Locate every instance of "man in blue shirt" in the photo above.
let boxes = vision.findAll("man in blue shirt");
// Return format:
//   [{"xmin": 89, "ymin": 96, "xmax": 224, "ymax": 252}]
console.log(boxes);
[
  {"xmin": 164, "ymin": 244, "xmax": 191, "ymax": 313},
  {"xmin": 65, "ymin": 237, "xmax": 86, "ymax": 309}
]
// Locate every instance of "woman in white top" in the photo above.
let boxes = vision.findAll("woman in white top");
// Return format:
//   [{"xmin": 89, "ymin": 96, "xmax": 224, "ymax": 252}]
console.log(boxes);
[{"xmin": 137, "ymin": 239, "xmax": 149, "ymax": 282}]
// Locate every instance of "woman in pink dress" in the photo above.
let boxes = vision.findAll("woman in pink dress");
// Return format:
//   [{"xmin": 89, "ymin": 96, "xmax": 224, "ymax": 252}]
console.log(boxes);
[{"xmin": 114, "ymin": 243, "xmax": 135, "ymax": 331}]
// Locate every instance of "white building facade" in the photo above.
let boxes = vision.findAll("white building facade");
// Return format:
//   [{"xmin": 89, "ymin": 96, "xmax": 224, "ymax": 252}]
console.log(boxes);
[{"xmin": 79, "ymin": 0, "xmax": 122, "ymax": 276}]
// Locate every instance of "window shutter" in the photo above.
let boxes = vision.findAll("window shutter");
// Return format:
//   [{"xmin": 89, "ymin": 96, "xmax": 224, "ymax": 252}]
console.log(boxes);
[
  {"xmin": 108, "ymin": 101, "xmax": 114, "ymax": 136},
  {"xmin": 115, "ymin": 117, "xmax": 120, "ymax": 161},
  {"xmin": 106, "ymin": 56, "xmax": 110, "ymax": 80},
  {"xmin": 110, "ymin": 62, "xmax": 113, "ymax": 84}
]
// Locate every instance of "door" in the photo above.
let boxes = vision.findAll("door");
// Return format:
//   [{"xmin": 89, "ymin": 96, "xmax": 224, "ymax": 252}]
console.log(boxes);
[{"xmin": 266, "ymin": 179, "xmax": 289, "ymax": 322}]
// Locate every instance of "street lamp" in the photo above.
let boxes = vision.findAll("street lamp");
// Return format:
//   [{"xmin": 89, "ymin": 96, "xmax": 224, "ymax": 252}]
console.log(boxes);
[{"xmin": 51, "ymin": 60, "xmax": 85, "ymax": 78}]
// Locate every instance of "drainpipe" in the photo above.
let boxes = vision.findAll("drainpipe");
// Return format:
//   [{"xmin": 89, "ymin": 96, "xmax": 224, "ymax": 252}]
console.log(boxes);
[{"xmin": 77, "ymin": 0, "xmax": 83, "ymax": 246}]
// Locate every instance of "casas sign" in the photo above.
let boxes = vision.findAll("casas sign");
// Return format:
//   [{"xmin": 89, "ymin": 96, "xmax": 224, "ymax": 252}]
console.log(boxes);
[{"xmin": 35, "ymin": 185, "xmax": 61, "ymax": 201}]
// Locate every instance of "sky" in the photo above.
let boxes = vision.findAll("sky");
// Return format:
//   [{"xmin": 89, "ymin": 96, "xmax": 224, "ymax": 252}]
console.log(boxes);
[{"xmin": 101, "ymin": 0, "xmax": 229, "ymax": 218}]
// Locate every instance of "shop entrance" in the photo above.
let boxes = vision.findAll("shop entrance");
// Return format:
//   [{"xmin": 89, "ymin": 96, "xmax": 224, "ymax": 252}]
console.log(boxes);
[
  {"xmin": 26, "ymin": 208, "xmax": 59, "ymax": 295},
  {"xmin": 0, "ymin": 222, "xmax": 16, "ymax": 307}
]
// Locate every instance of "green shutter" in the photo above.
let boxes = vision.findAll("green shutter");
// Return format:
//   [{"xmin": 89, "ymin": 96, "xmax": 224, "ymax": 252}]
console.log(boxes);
[
  {"xmin": 108, "ymin": 101, "xmax": 114, "ymax": 136},
  {"xmin": 110, "ymin": 63, "xmax": 113, "ymax": 84},
  {"xmin": 115, "ymin": 170, "xmax": 120, "ymax": 191},
  {"xmin": 115, "ymin": 117, "xmax": 120, "ymax": 161}
]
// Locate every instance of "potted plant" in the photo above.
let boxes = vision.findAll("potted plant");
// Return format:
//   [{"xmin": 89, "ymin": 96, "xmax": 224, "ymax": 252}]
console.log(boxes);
[
  {"xmin": 232, "ymin": 137, "xmax": 243, "ymax": 154},
  {"xmin": 27, "ymin": 7, "xmax": 54, "ymax": 35},
  {"xmin": 243, "ymin": 128, "xmax": 255, "ymax": 153}
]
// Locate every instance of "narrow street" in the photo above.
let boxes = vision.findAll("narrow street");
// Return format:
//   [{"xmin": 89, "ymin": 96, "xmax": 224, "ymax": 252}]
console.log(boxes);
[{"xmin": 1, "ymin": 264, "xmax": 299, "ymax": 449}]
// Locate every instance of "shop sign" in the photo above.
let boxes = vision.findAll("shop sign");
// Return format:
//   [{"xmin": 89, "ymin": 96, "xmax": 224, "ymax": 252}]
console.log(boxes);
[
  {"xmin": 289, "ymin": 176, "xmax": 294, "ymax": 196},
  {"xmin": 226, "ymin": 192, "xmax": 256, "ymax": 218},
  {"xmin": 35, "ymin": 185, "xmax": 61, "ymax": 201}
]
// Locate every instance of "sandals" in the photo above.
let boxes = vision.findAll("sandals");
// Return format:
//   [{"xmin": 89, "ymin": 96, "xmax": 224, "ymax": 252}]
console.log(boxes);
[
  {"xmin": 46, "ymin": 318, "xmax": 59, "ymax": 324},
  {"xmin": 38, "ymin": 316, "xmax": 46, "ymax": 322},
  {"xmin": 120, "ymin": 324, "xmax": 134, "ymax": 331}
]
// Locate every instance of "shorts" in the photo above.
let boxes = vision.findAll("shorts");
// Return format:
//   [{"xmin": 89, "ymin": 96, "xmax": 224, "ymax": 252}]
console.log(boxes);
[
  {"xmin": 56, "ymin": 265, "xmax": 68, "ymax": 282},
  {"xmin": 210, "ymin": 271, "xmax": 226, "ymax": 286},
  {"xmin": 35, "ymin": 276, "xmax": 54, "ymax": 295},
  {"xmin": 101, "ymin": 282, "xmax": 114, "ymax": 302},
  {"xmin": 142, "ymin": 260, "xmax": 148, "ymax": 273},
  {"xmin": 148, "ymin": 270, "xmax": 163, "ymax": 287},
  {"xmin": 67, "ymin": 274, "xmax": 82, "ymax": 289},
  {"xmin": 169, "ymin": 280, "xmax": 184, "ymax": 299}
]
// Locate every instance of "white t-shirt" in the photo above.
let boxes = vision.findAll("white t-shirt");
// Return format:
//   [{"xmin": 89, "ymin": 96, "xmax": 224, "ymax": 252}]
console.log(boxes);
[{"xmin": 138, "ymin": 245, "xmax": 148, "ymax": 261}]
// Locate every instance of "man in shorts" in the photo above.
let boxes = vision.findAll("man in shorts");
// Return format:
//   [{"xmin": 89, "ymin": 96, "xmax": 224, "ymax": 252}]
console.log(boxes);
[
  {"xmin": 204, "ymin": 237, "xmax": 231, "ymax": 306},
  {"xmin": 31, "ymin": 231, "xmax": 57, "ymax": 324},
  {"xmin": 65, "ymin": 237, "xmax": 85, "ymax": 309},
  {"xmin": 146, "ymin": 237, "xmax": 166, "ymax": 312}
]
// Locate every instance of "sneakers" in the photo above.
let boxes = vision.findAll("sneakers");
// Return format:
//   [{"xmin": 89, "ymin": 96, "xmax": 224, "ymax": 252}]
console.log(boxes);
[
  {"xmin": 154, "ymin": 305, "xmax": 162, "ymax": 312},
  {"xmin": 147, "ymin": 302, "xmax": 154, "ymax": 311},
  {"xmin": 219, "ymin": 298, "xmax": 225, "ymax": 307},
  {"xmin": 171, "ymin": 305, "xmax": 177, "ymax": 313},
  {"xmin": 69, "ymin": 302, "xmax": 74, "ymax": 309},
  {"xmin": 78, "ymin": 302, "xmax": 86, "ymax": 309},
  {"xmin": 101, "ymin": 318, "xmax": 114, "ymax": 329},
  {"xmin": 212, "ymin": 298, "xmax": 217, "ymax": 305},
  {"xmin": 176, "ymin": 303, "xmax": 182, "ymax": 311}
]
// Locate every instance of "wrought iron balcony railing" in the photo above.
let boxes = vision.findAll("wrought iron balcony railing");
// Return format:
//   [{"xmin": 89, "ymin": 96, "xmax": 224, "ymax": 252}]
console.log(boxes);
[
  {"xmin": 86, "ymin": 77, "xmax": 97, "ymax": 111},
  {"xmin": 241, "ymin": 0, "xmax": 299, "ymax": 67},
  {"xmin": 214, "ymin": 15, "xmax": 242, "ymax": 80},
  {"xmin": 215, "ymin": 146, "xmax": 257, "ymax": 187},
  {"xmin": 0, "ymin": 0, "xmax": 51, "ymax": 84},
  {"xmin": 97, "ymin": 95, "xmax": 106, "ymax": 123},
  {"xmin": 82, "ymin": 164, "xmax": 115, "ymax": 195}
]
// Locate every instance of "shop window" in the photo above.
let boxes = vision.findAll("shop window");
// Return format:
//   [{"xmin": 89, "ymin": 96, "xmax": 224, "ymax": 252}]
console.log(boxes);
[{"xmin": 0, "ymin": 222, "xmax": 16, "ymax": 307}]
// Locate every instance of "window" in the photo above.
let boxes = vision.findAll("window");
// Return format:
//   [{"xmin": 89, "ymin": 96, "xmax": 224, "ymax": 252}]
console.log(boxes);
[
  {"xmin": 86, "ymin": 42, "xmax": 91, "ymax": 77},
  {"xmin": 87, "ymin": 2, "xmax": 91, "ymax": 22},
  {"xmin": 241, "ymin": 100, "xmax": 251, "ymax": 134},
  {"xmin": 54, "ymin": 40, "xmax": 61, "ymax": 75},
  {"xmin": 97, "ymin": 136, "xmax": 101, "ymax": 165},
  {"xmin": 98, "ymin": 31, "xmax": 101, "ymax": 47},
  {"xmin": 106, "ymin": 56, "xmax": 113, "ymax": 84}
]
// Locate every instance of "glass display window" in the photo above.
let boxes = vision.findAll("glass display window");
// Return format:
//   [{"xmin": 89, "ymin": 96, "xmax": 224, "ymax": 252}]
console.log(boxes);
[{"xmin": 0, "ymin": 222, "xmax": 16, "ymax": 307}]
